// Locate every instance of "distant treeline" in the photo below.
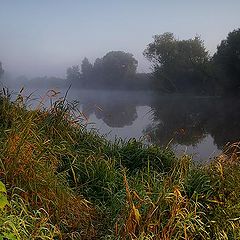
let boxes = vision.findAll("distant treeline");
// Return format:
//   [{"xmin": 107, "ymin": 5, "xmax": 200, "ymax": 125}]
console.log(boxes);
[
  {"xmin": 1, "ymin": 28, "xmax": 240, "ymax": 95},
  {"xmin": 65, "ymin": 28, "xmax": 240, "ymax": 95},
  {"xmin": 66, "ymin": 51, "xmax": 150, "ymax": 90}
]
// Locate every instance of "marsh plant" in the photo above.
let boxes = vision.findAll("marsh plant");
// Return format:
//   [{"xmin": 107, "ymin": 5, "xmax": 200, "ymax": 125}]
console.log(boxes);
[{"xmin": 0, "ymin": 89, "xmax": 240, "ymax": 239}]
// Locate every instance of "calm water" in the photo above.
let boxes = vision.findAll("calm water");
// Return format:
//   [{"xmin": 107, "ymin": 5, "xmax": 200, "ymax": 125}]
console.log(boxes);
[{"xmin": 12, "ymin": 88, "xmax": 240, "ymax": 162}]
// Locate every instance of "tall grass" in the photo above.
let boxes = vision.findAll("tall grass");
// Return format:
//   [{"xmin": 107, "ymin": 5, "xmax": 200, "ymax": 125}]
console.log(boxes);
[
  {"xmin": 108, "ymin": 146, "xmax": 240, "ymax": 240},
  {"xmin": 0, "ymin": 191, "xmax": 61, "ymax": 239},
  {"xmin": 0, "ymin": 89, "xmax": 240, "ymax": 239},
  {"xmin": 0, "ymin": 90, "xmax": 95, "ymax": 239}
]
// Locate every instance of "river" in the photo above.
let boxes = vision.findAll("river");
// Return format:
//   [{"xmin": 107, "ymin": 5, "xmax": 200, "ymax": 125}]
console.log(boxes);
[{"xmin": 9, "ymin": 87, "xmax": 240, "ymax": 162}]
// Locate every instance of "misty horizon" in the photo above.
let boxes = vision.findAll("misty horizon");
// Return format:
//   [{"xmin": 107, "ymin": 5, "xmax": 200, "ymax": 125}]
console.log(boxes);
[{"xmin": 1, "ymin": 1, "xmax": 240, "ymax": 78}]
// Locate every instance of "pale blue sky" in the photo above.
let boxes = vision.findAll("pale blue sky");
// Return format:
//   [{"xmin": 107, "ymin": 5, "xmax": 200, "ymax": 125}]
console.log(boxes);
[{"xmin": 0, "ymin": 0, "xmax": 240, "ymax": 77}]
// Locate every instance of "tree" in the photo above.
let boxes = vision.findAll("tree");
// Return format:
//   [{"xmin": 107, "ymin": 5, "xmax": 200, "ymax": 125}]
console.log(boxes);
[
  {"xmin": 81, "ymin": 57, "xmax": 93, "ymax": 78},
  {"xmin": 144, "ymin": 33, "xmax": 176, "ymax": 69},
  {"xmin": 144, "ymin": 33, "xmax": 210, "ymax": 94},
  {"xmin": 66, "ymin": 65, "xmax": 81, "ymax": 83},
  {"xmin": 213, "ymin": 28, "xmax": 240, "ymax": 95},
  {"xmin": 96, "ymin": 51, "xmax": 138, "ymax": 81},
  {"xmin": 0, "ymin": 62, "xmax": 4, "ymax": 79},
  {"xmin": 66, "ymin": 51, "xmax": 138, "ymax": 89}
]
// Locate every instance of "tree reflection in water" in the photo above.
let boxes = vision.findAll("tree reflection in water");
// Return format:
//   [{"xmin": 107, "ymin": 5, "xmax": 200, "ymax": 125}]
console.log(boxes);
[
  {"xmin": 77, "ymin": 90, "xmax": 240, "ymax": 159},
  {"xmin": 82, "ymin": 101, "xmax": 137, "ymax": 128},
  {"xmin": 145, "ymin": 96, "xmax": 240, "ymax": 150}
]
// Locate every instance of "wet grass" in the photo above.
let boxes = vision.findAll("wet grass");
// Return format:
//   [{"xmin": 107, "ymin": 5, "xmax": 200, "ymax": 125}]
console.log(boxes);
[{"xmin": 0, "ymin": 89, "xmax": 240, "ymax": 239}]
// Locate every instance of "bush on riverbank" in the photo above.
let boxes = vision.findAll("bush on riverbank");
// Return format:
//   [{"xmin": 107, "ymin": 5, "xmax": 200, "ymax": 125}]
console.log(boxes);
[{"xmin": 0, "ymin": 90, "xmax": 240, "ymax": 239}]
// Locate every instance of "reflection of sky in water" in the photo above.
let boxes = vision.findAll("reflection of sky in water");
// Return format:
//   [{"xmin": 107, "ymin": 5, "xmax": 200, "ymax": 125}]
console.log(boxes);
[
  {"xmin": 85, "ymin": 105, "xmax": 152, "ymax": 141},
  {"xmin": 173, "ymin": 135, "xmax": 221, "ymax": 163},
  {"xmin": 82, "ymin": 104, "xmax": 221, "ymax": 162},
  {"xmin": 9, "ymin": 87, "xmax": 239, "ymax": 162}
]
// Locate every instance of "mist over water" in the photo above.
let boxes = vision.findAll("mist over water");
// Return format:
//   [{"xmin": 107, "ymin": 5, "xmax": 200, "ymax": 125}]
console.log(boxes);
[{"xmin": 7, "ymin": 85, "xmax": 240, "ymax": 162}]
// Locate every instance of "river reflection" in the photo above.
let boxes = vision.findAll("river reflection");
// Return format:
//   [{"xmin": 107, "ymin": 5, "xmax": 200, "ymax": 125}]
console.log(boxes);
[
  {"xmin": 69, "ymin": 90, "xmax": 240, "ymax": 161},
  {"xmin": 13, "ymin": 88, "xmax": 240, "ymax": 161},
  {"xmin": 82, "ymin": 101, "xmax": 138, "ymax": 128},
  {"xmin": 143, "ymin": 96, "xmax": 240, "ymax": 160},
  {"xmin": 146, "ymin": 96, "xmax": 240, "ymax": 150}
]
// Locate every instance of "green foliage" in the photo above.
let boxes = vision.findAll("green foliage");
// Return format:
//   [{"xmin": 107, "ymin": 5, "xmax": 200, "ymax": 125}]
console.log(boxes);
[
  {"xmin": 98, "ymin": 51, "xmax": 138, "ymax": 80},
  {"xmin": 184, "ymin": 168, "xmax": 212, "ymax": 199},
  {"xmin": 104, "ymin": 139, "xmax": 175, "ymax": 172},
  {"xmin": 0, "ymin": 181, "xmax": 9, "ymax": 210},
  {"xmin": 213, "ymin": 28, "xmax": 240, "ymax": 95},
  {"xmin": 0, "ymin": 192, "xmax": 60, "ymax": 240},
  {"xmin": 144, "ymin": 32, "xmax": 212, "ymax": 94},
  {"xmin": 57, "ymin": 130, "xmax": 176, "ymax": 237}
]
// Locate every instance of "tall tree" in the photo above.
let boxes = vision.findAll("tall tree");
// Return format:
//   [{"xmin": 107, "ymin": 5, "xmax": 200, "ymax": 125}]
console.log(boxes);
[
  {"xmin": 66, "ymin": 65, "xmax": 81, "ymax": 83},
  {"xmin": 81, "ymin": 57, "xmax": 93, "ymax": 78},
  {"xmin": 144, "ymin": 33, "xmax": 210, "ymax": 94},
  {"xmin": 98, "ymin": 51, "xmax": 138, "ymax": 80},
  {"xmin": 213, "ymin": 28, "xmax": 240, "ymax": 95}
]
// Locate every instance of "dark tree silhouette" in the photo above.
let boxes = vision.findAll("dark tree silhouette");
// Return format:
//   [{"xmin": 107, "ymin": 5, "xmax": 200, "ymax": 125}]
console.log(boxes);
[
  {"xmin": 100, "ymin": 51, "xmax": 138, "ymax": 78},
  {"xmin": 66, "ymin": 51, "xmax": 139, "ymax": 89},
  {"xmin": 92, "ymin": 51, "xmax": 138, "ymax": 87},
  {"xmin": 213, "ymin": 28, "xmax": 240, "ymax": 95},
  {"xmin": 66, "ymin": 65, "xmax": 81, "ymax": 83},
  {"xmin": 144, "ymin": 33, "xmax": 211, "ymax": 94},
  {"xmin": 81, "ymin": 57, "xmax": 93, "ymax": 78}
]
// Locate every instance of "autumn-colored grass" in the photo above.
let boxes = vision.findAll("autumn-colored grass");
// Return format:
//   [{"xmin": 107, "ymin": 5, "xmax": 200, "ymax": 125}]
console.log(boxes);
[
  {"xmin": 0, "ymin": 88, "xmax": 240, "ymax": 239},
  {"xmin": 0, "ymin": 90, "xmax": 95, "ymax": 239}
]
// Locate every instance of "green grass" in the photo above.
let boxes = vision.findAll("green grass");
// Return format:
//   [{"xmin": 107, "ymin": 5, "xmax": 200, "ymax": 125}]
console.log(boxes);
[
  {"xmin": 0, "ymin": 89, "xmax": 240, "ymax": 239},
  {"xmin": 0, "ymin": 191, "xmax": 61, "ymax": 240}
]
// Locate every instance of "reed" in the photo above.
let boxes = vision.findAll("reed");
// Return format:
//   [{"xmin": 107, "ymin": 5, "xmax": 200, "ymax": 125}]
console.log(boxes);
[{"xmin": 0, "ymin": 89, "xmax": 240, "ymax": 239}]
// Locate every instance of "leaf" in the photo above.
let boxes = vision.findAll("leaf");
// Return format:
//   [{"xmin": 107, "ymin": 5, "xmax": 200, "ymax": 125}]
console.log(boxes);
[
  {"xmin": 132, "ymin": 204, "xmax": 141, "ymax": 224},
  {"xmin": 0, "ymin": 181, "xmax": 7, "ymax": 194},
  {"xmin": 126, "ymin": 203, "xmax": 141, "ymax": 237},
  {"xmin": 0, "ymin": 195, "xmax": 9, "ymax": 209},
  {"xmin": 3, "ymin": 232, "xmax": 17, "ymax": 240}
]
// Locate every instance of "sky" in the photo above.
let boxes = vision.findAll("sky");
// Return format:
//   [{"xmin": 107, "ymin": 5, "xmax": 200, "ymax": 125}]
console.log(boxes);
[{"xmin": 0, "ymin": 0, "xmax": 240, "ymax": 78}]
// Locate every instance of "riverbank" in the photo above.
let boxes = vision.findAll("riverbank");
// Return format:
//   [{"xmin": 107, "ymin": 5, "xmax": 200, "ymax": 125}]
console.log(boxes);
[{"xmin": 0, "ymin": 91, "xmax": 240, "ymax": 239}]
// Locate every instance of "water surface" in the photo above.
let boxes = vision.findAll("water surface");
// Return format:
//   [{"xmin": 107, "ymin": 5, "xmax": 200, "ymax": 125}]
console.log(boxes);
[{"xmin": 13, "ymin": 88, "xmax": 240, "ymax": 162}]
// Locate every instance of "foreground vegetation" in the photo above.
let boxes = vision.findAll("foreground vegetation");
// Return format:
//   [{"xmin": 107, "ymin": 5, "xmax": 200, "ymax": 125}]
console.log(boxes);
[{"xmin": 0, "ymin": 90, "xmax": 240, "ymax": 239}]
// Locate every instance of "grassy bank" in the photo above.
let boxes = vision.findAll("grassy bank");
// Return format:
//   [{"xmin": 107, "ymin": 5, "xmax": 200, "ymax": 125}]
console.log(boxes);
[{"xmin": 0, "ymin": 90, "xmax": 240, "ymax": 239}]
